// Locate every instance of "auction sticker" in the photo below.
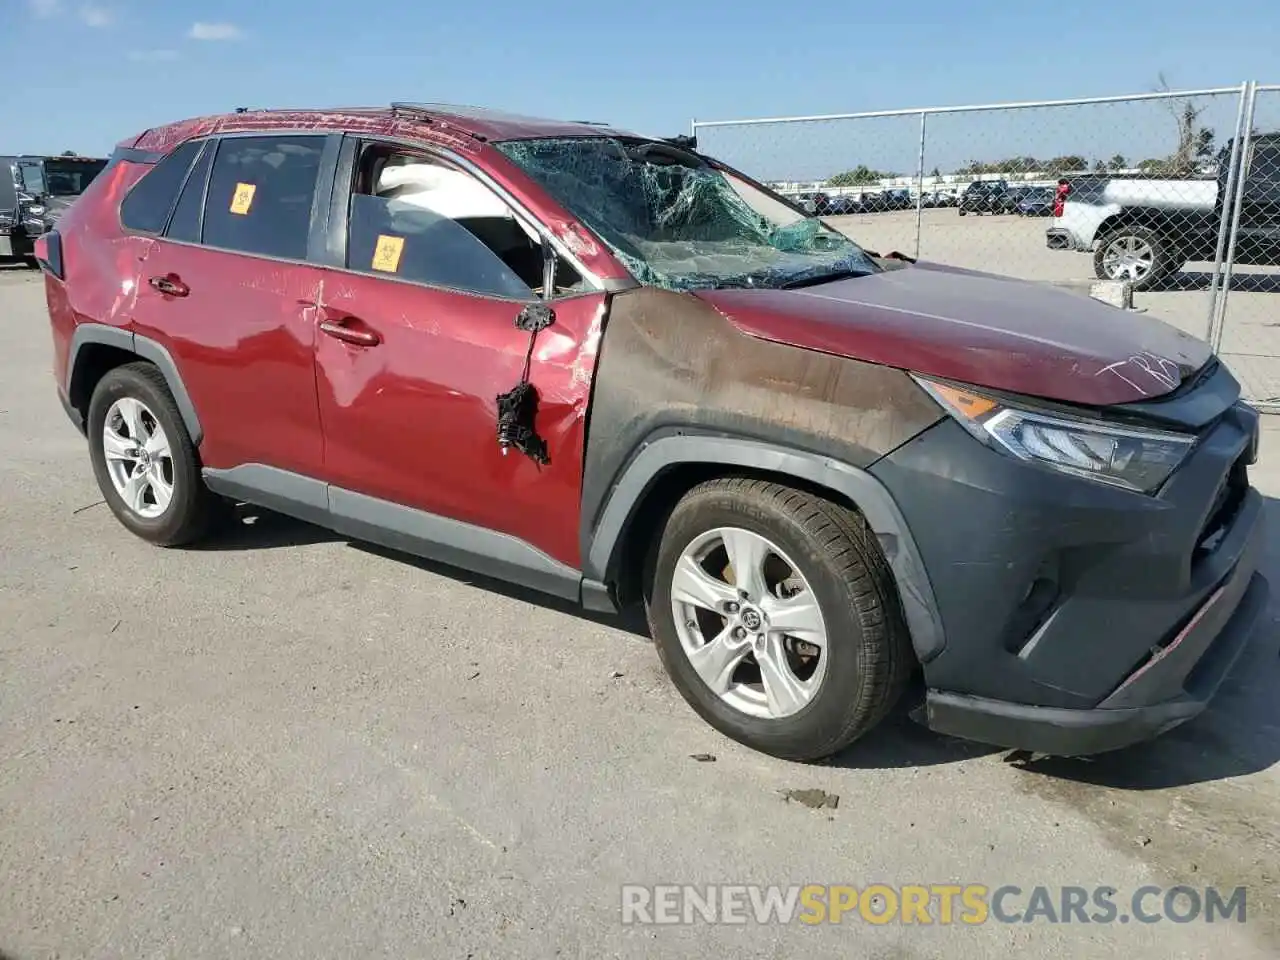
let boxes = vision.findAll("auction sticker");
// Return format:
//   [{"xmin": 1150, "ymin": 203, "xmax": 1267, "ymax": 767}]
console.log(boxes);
[{"xmin": 371, "ymin": 235, "xmax": 405, "ymax": 273}]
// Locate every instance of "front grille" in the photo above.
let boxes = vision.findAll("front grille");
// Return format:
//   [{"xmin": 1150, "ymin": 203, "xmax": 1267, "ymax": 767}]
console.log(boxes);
[{"xmin": 1195, "ymin": 455, "xmax": 1248, "ymax": 557}]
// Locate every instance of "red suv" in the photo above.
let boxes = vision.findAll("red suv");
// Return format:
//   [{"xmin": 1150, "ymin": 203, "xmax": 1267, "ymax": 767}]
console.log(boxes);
[{"xmin": 37, "ymin": 104, "xmax": 1270, "ymax": 761}]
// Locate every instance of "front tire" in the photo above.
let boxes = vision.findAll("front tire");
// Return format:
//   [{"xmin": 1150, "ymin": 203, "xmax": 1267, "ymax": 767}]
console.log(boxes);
[
  {"xmin": 87, "ymin": 362, "xmax": 217, "ymax": 546},
  {"xmin": 647, "ymin": 478, "xmax": 914, "ymax": 761}
]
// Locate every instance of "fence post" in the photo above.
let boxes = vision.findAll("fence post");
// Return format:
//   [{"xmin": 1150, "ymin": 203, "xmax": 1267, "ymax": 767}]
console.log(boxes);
[
  {"xmin": 1204, "ymin": 82, "xmax": 1251, "ymax": 342},
  {"xmin": 1209, "ymin": 81, "xmax": 1259, "ymax": 355},
  {"xmin": 914, "ymin": 111, "xmax": 928, "ymax": 259}
]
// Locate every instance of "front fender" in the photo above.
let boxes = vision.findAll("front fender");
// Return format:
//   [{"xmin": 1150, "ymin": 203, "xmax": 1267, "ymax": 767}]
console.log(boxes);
[{"xmin": 584, "ymin": 433, "xmax": 946, "ymax": 664}]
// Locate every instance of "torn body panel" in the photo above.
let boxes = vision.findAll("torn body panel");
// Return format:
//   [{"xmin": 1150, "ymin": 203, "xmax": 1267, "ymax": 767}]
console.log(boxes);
[
  {"xmin": 313, "ymin": 278, "xmax": 607, "ymax": 570},
  {"xmin": 579, "ymin": 286, "xmax": 944, "ymax": 572}
]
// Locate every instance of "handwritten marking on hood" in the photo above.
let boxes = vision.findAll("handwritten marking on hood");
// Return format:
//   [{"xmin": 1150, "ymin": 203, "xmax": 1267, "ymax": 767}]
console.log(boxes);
[{"xmin": 1095, "ymin": 352, "xmax": 1182, "ymax": 395}]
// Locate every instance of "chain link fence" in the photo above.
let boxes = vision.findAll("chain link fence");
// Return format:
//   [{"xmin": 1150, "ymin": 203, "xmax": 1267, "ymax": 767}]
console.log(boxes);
[
  {"xmin": 1210, "ymin": 84, "xmax": 1280, "ymax": 409},
  {"xmin": 692, "ymin": 82, "xmax": 1280, "ymax": 411}
]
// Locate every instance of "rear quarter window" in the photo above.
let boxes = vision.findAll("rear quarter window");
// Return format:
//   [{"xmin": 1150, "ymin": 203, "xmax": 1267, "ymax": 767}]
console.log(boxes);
[{"xmin": 120, "ymin": 139, "xmax": 203, "ymax": 234}]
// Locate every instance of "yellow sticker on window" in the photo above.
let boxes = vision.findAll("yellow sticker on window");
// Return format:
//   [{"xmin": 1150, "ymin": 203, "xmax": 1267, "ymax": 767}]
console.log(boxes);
[
  {"xmin": 229, "ymin": 183, "xmax": 256, "ymax": 215},
  {"xmin": 371, "ymin": 234, "xmax": 405, "ymax": 273}
]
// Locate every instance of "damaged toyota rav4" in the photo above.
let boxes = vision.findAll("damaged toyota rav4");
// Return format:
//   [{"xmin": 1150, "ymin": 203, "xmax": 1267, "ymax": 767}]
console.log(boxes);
[{"xmin": 38, "ymin": 104, "xmax": 1269, "ymax": 761}]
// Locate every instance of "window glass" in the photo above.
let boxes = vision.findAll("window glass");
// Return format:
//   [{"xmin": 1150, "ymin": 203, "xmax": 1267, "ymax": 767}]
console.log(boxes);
[
  {"xmin": 1251, "ymin": 145, "xmax": 1280, "ymax": 180},
  {"xmin": 201, "ymin": 136, "xmax": 324, "ymax": 259},
  {"xmin": 166, "ymin": 142, "xmax": 214, "ymax": 244},
  {"xmin": 120, "ymin": 139, "xmax": 202, "ymax": 234},
  {"xmin": 345, "ymin": 153, "xmax": 542, "ymax": 299},
  {"xmin": 17, "ymin": 162, "xmax": 46, "ymax": 195}
]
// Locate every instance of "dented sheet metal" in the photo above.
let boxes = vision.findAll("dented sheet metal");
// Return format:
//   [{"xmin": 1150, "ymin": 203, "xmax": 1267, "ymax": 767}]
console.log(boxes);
[
  {"xmin": 578, "ymin": 286, "xmax": 944, "ymax": 559},
  {"xmin": 697, "ymin": 260, "xmax": 1214, "ymax": 407},
  {"xmin": 496, "ymin": 138, "xmax": 877, "ymax": 292},
  {"xmin": 131, "ymin": 110, "xmax": 484, "ymax": 157}
]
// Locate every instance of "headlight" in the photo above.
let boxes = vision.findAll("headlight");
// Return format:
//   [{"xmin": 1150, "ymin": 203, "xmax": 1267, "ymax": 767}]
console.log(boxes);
[
  {"xmin": 26, "ymin": 205, "xmax": 46, "ymax": 216},
  {"xmin": 914, "ymin": 375, "xmax": 1197, "ymax": 494}
]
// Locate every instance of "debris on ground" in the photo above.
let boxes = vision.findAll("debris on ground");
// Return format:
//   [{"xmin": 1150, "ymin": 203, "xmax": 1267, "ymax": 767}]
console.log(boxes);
[
  {"xmin": 781, "ymin": 788, "xmax": 839, "ymax": 810},
  {"xmin": 689, "ymin": 753, "xmax": 717, "ymax": 763}
]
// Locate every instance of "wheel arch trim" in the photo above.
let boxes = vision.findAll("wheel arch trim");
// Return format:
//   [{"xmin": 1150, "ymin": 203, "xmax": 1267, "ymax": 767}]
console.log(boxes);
[
  {"xmin": 67, "ymin": 323, "xmax": 203, "ymax": 446},
  {"xmin": 585, "ymin": 434, "xmax": 946, "ymax": 662}
]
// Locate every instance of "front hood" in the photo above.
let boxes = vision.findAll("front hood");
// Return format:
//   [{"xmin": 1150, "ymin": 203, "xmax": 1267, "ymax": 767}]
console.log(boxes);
[{"xmin": 694, "ymin": 261, "xmax": 1212, "ymax": 406}]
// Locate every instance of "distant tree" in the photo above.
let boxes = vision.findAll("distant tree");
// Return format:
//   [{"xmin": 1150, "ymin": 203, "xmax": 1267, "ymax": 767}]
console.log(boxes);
[
  {"xmin": 930, "ymin": 166, "xmax": 941, "ymax": 179},
  {"xmin": 1048, "ymin": 155, "xmax": 1088, "ymax": 173},
  {"xmin": 61, "ymin": 149, "xmax": 77, "ymax": 156},
  {"xmin": 827, "ymin": 165, "xmax": 892, "ymax": 186},
  {"xmin": 1155, "ymin": 73, "xmax": 1216, "ymax": 174},
  {"xmin": 1093, "ymin": 160, "xmax": 1107, "ymax": 173},
  {"xmin": 1108, "ymin": 153, "xmax": 1127, "ymax": 171}
]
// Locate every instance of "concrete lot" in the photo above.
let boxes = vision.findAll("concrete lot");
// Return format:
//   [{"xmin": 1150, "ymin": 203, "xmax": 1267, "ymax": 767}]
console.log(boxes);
[
  {"xmin": 830, "ymin": 209, "xmax": 1280, "ymax": 403},
  {"xmin": 1, "ymin": 263, "xmax": 1278, "ymax": 960}
]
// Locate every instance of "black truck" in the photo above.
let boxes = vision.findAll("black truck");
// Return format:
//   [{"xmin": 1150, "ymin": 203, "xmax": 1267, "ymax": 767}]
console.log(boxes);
[
  {"xmin": 1, "ymin": 155, "xmax": 108, "ymax": 265},
  {"xmin": 1046, "ymin": 133, "xmax": 1280, "ymax": 290}
]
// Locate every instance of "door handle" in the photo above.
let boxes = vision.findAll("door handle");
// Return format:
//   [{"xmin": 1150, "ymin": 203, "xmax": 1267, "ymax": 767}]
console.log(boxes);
[
  {"xmin": 319, "ymin": 318, "xmax": 381, "ymax": 347},
  {"xmin": 148, "ymin": 274, "xmax": 189, "ymax": 297}
]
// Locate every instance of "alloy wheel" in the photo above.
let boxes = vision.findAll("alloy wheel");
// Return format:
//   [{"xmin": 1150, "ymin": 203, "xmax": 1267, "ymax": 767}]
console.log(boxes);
[
  {"xmin": 669, "ymin": 526, "xmax": 828, "ymax": 719},
  {"xmin": 102, "ymin": 397, "xmax": 175, "ymax": 519},
  {"xmin": 1101, "ymin": 234, "xmax": 1154, "ymax": 282}
]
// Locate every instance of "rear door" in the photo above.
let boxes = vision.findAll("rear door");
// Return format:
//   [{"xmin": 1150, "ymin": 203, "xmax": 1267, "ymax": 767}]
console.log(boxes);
[{"xmin": 127, "ymin": 132, "xmax": 339, "ymax": 476}]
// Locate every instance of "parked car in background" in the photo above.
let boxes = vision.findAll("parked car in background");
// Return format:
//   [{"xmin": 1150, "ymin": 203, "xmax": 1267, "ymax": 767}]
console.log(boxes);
[
  {"xmin": 1016, "ymin": 186, "xmax": 1055, "ymax": 216},
  {"xmin": 791, "ymin": 190, "xmax": 832, "ymax": 215},
  {"xmin": 824, "ymin": 193, "xmax": 863, "ymax": 215},
  {"xmin": 1047, "ymin": 132, "xmax": 1280, "ymax": 290},
  {"xmin": 37, "ymin": 103, "xmax": 1268, "ymax": 763},
  {"xmin": 0, "ymin": 154, "xmax": 107, "ymax": 264},
  {"xmin": 958, "ymin": 179, "xmax": 1015, "ymax": 215},
  {"xmin": 883, "ymin": 188, "xmax": 913, "ymax": 211}
]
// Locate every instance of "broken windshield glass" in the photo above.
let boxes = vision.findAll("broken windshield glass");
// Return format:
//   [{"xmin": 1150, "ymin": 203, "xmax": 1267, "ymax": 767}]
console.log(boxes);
[{"xmin": 495, "ymin": 137, "xmax": 877, "ymax": 291}]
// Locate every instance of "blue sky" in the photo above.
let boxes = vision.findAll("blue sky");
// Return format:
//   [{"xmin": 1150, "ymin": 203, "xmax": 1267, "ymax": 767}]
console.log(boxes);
[{"xmin": 3, "ymin": 0, "xmax": 1279, "ymax": 179}]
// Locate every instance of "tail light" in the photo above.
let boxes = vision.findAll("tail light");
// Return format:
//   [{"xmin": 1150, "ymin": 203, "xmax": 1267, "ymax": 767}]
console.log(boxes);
[{"xmin": 1053, "ymin": 180, "xmax": 1070, "ymax": 218}]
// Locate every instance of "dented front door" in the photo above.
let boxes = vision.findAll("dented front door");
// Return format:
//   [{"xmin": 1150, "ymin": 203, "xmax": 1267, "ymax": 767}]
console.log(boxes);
[{"xmin": 312, "ymin": 275, "xmax": 606, "ymax": 569}]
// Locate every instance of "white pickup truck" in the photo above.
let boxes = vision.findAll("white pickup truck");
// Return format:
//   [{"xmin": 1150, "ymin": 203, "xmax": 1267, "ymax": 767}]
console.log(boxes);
[{"xmin": 1046, "ymin": 133, "xmax": 1280, "ymax": 290}]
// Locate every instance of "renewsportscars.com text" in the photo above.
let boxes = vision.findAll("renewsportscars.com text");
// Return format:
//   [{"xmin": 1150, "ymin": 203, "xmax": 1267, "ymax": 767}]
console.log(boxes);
[{"xmin": 620, "ymin": 884, "xmax": 1248, "ymax": 926}]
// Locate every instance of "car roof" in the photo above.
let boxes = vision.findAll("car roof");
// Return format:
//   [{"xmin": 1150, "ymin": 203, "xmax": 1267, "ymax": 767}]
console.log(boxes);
[{"xmin": 126, "ymin": 103, "xmax": 640, "ymax": 156}]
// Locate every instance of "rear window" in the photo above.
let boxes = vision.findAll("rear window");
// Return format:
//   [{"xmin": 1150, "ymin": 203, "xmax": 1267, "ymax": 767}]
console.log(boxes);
[
  {"xmin": 120, "ymin": 140, "xmax": 203, "ymax": 234},
  {"xmin": 199, "ymin": 135, "xmax": 324, "ymax": 260}
]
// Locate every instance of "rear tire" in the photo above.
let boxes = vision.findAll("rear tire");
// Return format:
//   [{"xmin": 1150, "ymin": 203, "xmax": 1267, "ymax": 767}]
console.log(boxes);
[
  {"xmin": 646, "ymin": 478, "xmax": 914, "ymax": 762},
  {"xmin": 1093, "ymin": 225, "xmax": 1183, "ymax": 291},
  {"xmin": 86, "ymin": 362, "xmax": 218, "ymax": 546}
]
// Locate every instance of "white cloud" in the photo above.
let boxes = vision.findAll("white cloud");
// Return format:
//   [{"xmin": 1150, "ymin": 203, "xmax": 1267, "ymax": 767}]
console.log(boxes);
[
  {"xmin": 128, "ymin": 49, "xmax": 179, "ymax": 62},
  {"xmin": 28, "ymin": 0, "xmax": 61, "ymax": 17},
  {"xmin": 78, "ymin": 4, "xmax": 112, "ymax": 26},
  {"xmin": 188, "ymin": 22, "xmax": 242, "ymax": 41}
]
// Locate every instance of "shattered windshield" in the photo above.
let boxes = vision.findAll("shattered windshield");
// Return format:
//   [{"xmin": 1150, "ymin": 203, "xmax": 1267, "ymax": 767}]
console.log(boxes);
[{"xmin": 495, "ymin": 137, "xmax": 878, "ymax": 291}]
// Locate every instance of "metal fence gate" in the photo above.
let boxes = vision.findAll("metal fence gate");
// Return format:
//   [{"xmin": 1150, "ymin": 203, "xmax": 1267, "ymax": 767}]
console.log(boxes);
[{"xmin": 692, "ymin": 82, "xmax": 1280, "ymax": 412}]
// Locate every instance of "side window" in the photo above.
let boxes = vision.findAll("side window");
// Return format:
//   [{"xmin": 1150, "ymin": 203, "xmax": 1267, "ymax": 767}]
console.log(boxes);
[
  {"xmin": 345, "ymin": 145, "xmax": 584, "ymax": 298},
  {"xmin": 201, "ymin": 136, "xmax": 324, "ymax": 260},
  {"xmin": 18, "ymin": 161, "xmax": 46, "ymax": 195},
  {"xmin": 120, "ymin": 139, "xmax": 203, "ymax": 234},
  {"xmin": 166, "ymin": 142, "xmax": 214, "ymax": 244},
  {"xmin": 1250, "ymin": 144, "xmax": 1280, "ymax": 182}
]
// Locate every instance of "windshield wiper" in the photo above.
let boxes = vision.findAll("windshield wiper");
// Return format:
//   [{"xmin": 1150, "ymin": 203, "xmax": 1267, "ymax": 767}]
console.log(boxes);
[{"xmin": 779, "ymin": 268, "xmax": 873, "ymax": 290}]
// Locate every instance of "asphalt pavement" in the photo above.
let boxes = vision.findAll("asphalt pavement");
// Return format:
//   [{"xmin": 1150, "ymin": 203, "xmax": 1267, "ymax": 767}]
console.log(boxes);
[{"xmin": 1, "ymin": 263, "xmax": 1278, "ymax": 959}]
